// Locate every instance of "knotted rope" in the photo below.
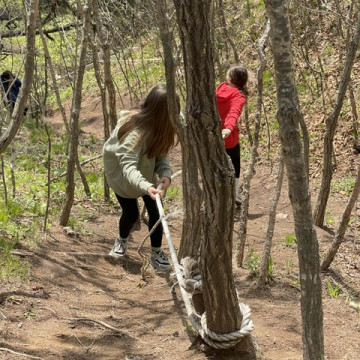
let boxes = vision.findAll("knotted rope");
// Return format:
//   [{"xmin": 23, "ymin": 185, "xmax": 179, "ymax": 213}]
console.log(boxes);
[{"xmin": 138, "ymin": 170, "xmax": 254, "ymax": 348}]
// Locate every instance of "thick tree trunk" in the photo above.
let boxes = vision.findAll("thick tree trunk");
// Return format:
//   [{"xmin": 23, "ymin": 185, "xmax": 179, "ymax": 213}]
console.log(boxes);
[
  {"xmin": 59, "ymin": 1, "xmax": 91, "ymax": 226},
  {"xmin": 156, "ymin": 0, "xmax": 202, "ymax": 259},
  {"xmin": 0, "ymin": 0, "xmax": 38, "ymax": 154},
  {"xmin": 174, "ymin": 1, "xmax": 256, "ymax": 354},
  {"xmin": 265, "ymin": 1, "xmax": 324, "ymax": 359},
  {"xmin": 313, "ymin": 12, "xmax": 360, "ymax": 226}
]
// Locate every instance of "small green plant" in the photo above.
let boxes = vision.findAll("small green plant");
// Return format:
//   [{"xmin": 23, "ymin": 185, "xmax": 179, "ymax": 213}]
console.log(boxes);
[
  {"xmin": 245, "ymin": 249, "xmax": 260, "ymax": 277},
  {"xmin": 165, "ymin": 186, "xmax": 180, "ymax": 201},
  {"xmin": 285, "ymin": 259, "xmax": 294, "ymax": 275},
  {"xmin": 326, "ymin": 215, "xmax": 335, "ymax": 227},
  {"xmin": 326, "ymin": 281, "xmax": 340, "ymax": 299},
  {"xmin": 24, "ymin": 306, "xmax": 37, "ymax": 319},
  {"xmin": 284, "ymin": 233, "xmax": 297, "ymax": 247},
  {"xmin": 332, "ymin": 177, "xmax": 356, "ymax": 196},
  {"xmin": 268, "ymin": 254, "xmax": 274, "ymax": 279}
]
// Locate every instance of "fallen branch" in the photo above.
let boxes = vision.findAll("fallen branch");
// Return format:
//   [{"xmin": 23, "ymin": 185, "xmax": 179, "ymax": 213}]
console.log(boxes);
[
  {"xmin": 0, "ymin": 348, "xmax": 44, "ymax": 360},
  {"xmin": 68, "ymin": 317, "xmax": 143, "ymax": 342}
]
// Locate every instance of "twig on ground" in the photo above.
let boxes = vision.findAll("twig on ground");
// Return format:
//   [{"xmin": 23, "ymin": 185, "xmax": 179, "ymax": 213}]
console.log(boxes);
[
  {"xmin": 349, "ymin": 301, "xmax": 360, "ymax": 311},
  {"xmin": 0, "ymin": 348, "xmax": 44, "ymax": 359},
  {"xmin": 73, "ymin": 334, "xmax": 96, "ymax": 352},
  {"xmin": 10, "ymin": 251, "xmax": 31, "ymax": 257},
  {"xmin": 39, "ymin": 307, "xmax": 58, "ymax": 319},
  {"xmin": 68, "ymin": 317, "xmax": 143, "ymax": 342},
  {"xmin": 0, "ymin": 310, "xmax": 7, "ymax": 319}
]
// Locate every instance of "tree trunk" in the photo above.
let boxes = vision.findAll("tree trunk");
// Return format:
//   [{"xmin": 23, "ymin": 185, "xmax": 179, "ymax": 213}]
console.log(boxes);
[
  {"xmin": 155, "ymin": 0, "xmax": 203, "ymax": 259},
  {"xmin": 0, "ymin": 0, "xmax": 38, "ymax": 154},
  {"xmin": 321, "ymin": 165, "xmax": 360, "ymax": 270},
  {"xmin": 265, "ymin": 1, "xmax": 324, "ymax": 359},
  {"xmin": 174, "ymin": 0, "xmax": 256, "ymax": 354},
  {"xmin": 313, "ymin": 12, "xmax": 360, "ymax": 226},
  {"xmin": 257, "ymin": 154, "xmax": 284, "ymax": 288},
  {"xmin": 59, "ymin": 1, "xmax": 91, "ymax": 226},
  {"xmin": 39, "ymin": 17, "xmax": 91, "ymax": 199},
  {"xmin": 237, "ymin": 20, "xmax": 270, "ymax": 267}
]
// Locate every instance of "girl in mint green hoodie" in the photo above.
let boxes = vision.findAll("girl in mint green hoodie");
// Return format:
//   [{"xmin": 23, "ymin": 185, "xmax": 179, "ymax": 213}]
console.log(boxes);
[{"xmin": 103, "ymin": 85, "xmax": 178, "ymax": 270}]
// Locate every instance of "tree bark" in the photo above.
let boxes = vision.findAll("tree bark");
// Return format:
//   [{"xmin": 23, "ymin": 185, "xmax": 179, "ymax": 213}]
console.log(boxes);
[
  {"xmin": 38, "ymin": 16, "xmax": 91, "ymax": 199},
  {"xmin": 174, "ymin": 1, "xmax": 256, "ymax": 354},
  {"xmin": 313, "ymin": 12, "xmax": 360, "ymax": 226},
  {"xmin": 257, "ymin": 154, "xmax": 284, "ymax": 288},
  {"xmin": 154, "ymin": 0, "xmax": 203, "ymax": 260},
  {"xmin": 59, "ymin": 1, "xmax": 91, "ymax": 226},
  {"xmin": 265, "ymin": 1, "xmax": 324, "ymax": 359},
  {"xmin": 0, "ymin": 0, "xmax": 39, "ymax": 154},
  {"xmin": 237, "ymin": 20, "xmax": 270, "ymax": 267},
  {"xmin": 321, "ymin": 165, "xmax": 360, "ymax": 270}
]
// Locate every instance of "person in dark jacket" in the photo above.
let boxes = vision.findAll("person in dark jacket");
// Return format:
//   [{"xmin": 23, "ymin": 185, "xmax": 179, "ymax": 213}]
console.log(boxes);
[
  {"xmin": 1, "ymin": 70, "xmax": 28, "ymax": 115},
  {"xmin": 1, "ymin": 70, "xmax": 22, "ymax": 108},
  {"xmin": 216, "ymin": 64, "xmax": 248, "ymax": 207}
]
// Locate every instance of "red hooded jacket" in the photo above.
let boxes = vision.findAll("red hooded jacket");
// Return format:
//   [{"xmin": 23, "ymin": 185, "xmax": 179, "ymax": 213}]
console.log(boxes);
[{"xmin": 216, "ymin": 82, "xmax": 246, "ymax": 149}]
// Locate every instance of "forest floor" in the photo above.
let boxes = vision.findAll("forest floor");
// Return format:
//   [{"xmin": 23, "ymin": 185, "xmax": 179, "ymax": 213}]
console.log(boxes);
[{"xmin": 0, "ymin": 96, "xmax": 359, "ymax": 360}]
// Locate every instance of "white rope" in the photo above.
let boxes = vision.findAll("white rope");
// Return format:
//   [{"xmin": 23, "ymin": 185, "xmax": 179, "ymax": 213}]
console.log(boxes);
[{"xmin": 153, "ymin": 184, "xmax": 254, "ymax": 349}]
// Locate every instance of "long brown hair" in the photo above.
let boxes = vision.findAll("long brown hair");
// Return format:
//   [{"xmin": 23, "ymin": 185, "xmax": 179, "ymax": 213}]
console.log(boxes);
[{"xmin": 117, "ymin": 85, "xmax": 178, "ymax": 158}]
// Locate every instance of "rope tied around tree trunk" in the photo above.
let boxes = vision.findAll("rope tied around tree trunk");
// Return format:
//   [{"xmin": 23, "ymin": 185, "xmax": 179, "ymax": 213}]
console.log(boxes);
[{"xmin": 137, "ymin": 174, "xmax": 253, "ymax": 348}]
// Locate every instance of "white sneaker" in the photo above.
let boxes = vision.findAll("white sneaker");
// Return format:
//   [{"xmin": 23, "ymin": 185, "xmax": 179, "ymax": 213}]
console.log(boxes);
[
  {"xmin": 109, "ymin": 237, "xmax": 127, "ymax": 257},
  {"xmin": 151, "ymin": 250, "xmax": 172, "ymax": 271}
]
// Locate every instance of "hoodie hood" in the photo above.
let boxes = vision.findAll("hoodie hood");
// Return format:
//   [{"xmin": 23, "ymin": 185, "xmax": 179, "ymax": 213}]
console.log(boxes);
[{"xmin": 216, "ymin": 82, "xmax": 239, "ymax": 103}]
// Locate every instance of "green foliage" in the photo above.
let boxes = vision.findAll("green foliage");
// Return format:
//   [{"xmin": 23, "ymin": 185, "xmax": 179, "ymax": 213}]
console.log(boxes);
[
  {"xmin": 285, "ymin": 259, "xmax": 294, "ymax": 275},
  {"xmin": 268, "ymin": 254, "xmax": 274, "ymax": 278},
  {"xmin": 326, "ymin": 214, "xmax": 335, "ymax": 227},
  {"xmin": 0, "ymin": 233, "xmax": 28, "ymax": 281},
  {"xmin": 326, "ymin": 281, "xmax": 340, "ymax": 299},
  {"xmin": 284, "ymin": 233, "xmax": 297, "ymax": 247},
  {"xmin": 245, "ymin": 249, "xmax": 260, "ymax": 277},
  {"xmin": 165, "ymin": 186, "xmax": 180, "ymax": 201},
  {"xmin": 332, "ymin": 177, "xmax": 356, "ymax": 196}
]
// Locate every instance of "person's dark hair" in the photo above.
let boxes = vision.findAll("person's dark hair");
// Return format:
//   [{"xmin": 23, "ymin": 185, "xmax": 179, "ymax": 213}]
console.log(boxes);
[
  {"xmin": 117, "ymin": 84, "xmax": 179, "ymax": 158},
  {"xmin": 2, "ymin": 70, "xmax": 14, "ymax": 81},
  {"xmin": 226, "ymin": 64, "xmax": 248, "ymax": 95}
]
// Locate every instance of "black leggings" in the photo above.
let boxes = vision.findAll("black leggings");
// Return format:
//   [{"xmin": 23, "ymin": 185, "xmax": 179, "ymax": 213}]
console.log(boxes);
[
  {"xmin": 115, "ymin": 193, "xmax": 163, "ymax": 248},
  {"xmin": 226, "ymin": 143, "xmax": 241, "ymax": 178}
]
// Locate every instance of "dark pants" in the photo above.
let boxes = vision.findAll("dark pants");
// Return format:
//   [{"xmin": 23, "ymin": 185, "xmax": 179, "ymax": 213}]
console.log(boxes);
[
  {"xmin": 226, "ymin": 143, "xmax": 240, "ymax": 178},
  {"xmin": 115, "ymin": 193, "xmax": 163, "ymax": 248}
]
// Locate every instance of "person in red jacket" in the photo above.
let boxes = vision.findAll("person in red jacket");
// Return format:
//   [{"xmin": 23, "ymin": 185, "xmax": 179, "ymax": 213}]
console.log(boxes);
[{"xmin": 216, "ymin": 64, "xmax": 248, "ymax": 207}]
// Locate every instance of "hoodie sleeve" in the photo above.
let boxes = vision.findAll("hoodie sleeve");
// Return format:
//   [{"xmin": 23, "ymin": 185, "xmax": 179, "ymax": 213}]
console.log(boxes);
[
  {"xmin": 155, "ymin": 156, "xmax": 172, "ymax": 179},
  {"xmin": 224, "ymin": 92, "xmax": 246, "ymax": 131}
]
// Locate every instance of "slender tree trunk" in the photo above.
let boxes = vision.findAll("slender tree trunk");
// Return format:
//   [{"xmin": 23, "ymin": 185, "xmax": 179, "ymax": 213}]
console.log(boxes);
[
  {"xmin": 237, "ymin": 20, "xmax": 270, "ymax": 267},
  {"xmin": 257, "ymin": 154, "xmax": 284, "ymax": 288},
  {"xmin": 39, "ymin": 16, "xmax": 91, "ymax": 199},
  {"xmin": 321, "ymin": 165, "xmax": 360, "ymax": 270},
  {"xmin": 93, "ymin": 0, "xmax": 118, "ymax": 130},
  {"xmin": 59, "ymin": 1, "xmax": 91, "ymax": 226},
  {"xmin": 0, "ymin": 0, "xmax": 38, "ymax": 154},
  {"xmin": 314, "ymin": 12, "xmax": 360, "ymax": 226},
  {"xmin": 174, "ymin": 1, "xmax": 256, "ymax": 354},
  {"xmin": 155, "ymin": 0, "xmax": 203, "ymax": 259},
  {"xmin": 265, "ymin": 1, "xmax": 324, "ymax": 359},
  {"xmin": 91, "ymin": 45, "xmax": 111, "ymax": 202}
]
